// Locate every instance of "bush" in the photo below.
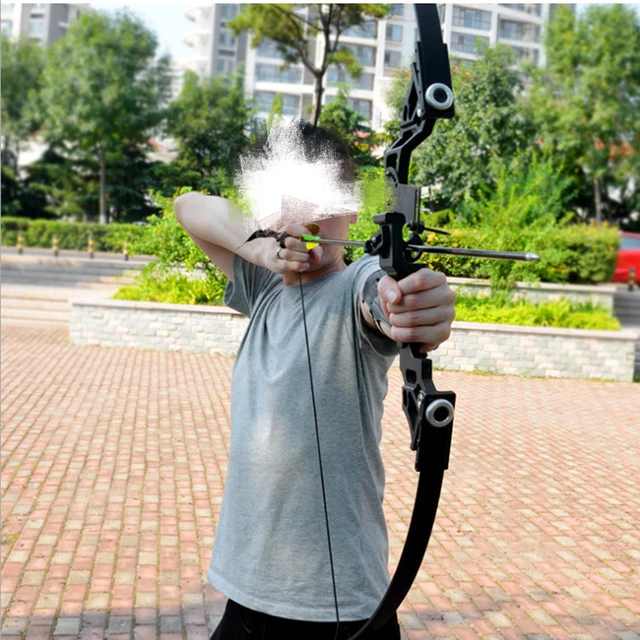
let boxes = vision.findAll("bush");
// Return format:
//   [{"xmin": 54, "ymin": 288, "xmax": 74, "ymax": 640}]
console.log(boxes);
[
  {"xmin": 112, "ymin": 264, "xmax": 226, "ymax": 306},
  {"xmin": 340, "ymin": 167, "xmax": 618, "ymax": 284},
  {"xmin": 1, "ymin": 216, "xmax": 146, "ymax": 252},
  {"xmin": 114, "ymin": 188, "xmax": 228, "ymax": 304},
  {"xmin": 455, "ymin": 293, "xmax": 620, "ymax": 330}
]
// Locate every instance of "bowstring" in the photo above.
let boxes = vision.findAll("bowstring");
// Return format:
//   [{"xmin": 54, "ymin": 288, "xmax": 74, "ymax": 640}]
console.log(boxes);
[{"xmin": 298, "ymin": 272, "xmax": 341, "ymax": 640}]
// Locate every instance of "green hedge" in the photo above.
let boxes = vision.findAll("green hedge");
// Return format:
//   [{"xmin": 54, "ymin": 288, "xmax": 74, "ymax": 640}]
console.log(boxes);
[
  {"xmin": 455, "ymin": 294, "xmax": 620, "ymax": 331},
  {"xmin": 1, "ymin": 216, "xmax": 147, "ymax": 253},
  {"xmin": 344, "ymin": 214, "xmax": 619, "ymax": 285}
]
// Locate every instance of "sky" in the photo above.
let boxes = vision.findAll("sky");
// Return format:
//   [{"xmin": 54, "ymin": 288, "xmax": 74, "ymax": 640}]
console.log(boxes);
[
  {"xmin": 90, "ymin": 1, "xmax": 640, "ymax": 65},
  {"xmin": 91, "ymin": 2, "xmax": 194, "ymax": 62}
]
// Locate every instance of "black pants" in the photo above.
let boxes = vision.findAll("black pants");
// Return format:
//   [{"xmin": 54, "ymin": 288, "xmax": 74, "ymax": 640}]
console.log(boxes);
[{"xmin": 211, "ymin": 599, "xmax": 401, "ymax": 640}]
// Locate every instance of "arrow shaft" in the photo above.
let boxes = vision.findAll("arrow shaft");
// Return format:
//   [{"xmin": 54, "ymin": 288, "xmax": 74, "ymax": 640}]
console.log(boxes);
[{"xmin": 302, "ymin": 235, "xmax": 539, "ymax": 262}]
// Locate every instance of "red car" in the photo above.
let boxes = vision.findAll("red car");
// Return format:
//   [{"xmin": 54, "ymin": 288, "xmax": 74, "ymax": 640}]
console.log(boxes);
[{"xmin": 613, "ymin": 231, "xmax": 640, "ymax": 284}]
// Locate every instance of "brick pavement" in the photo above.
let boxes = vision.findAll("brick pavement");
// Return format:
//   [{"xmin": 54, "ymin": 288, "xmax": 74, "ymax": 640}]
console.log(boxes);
[{"xmin": 1, "ymin": 325, "xmax": 639, "ymax": 640}]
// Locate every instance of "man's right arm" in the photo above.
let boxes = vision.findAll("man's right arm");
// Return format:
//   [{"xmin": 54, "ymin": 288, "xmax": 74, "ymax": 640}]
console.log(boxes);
[
  {"xmin": 174, "ymin": 192, "xmax": 320, "ymax": 283},
  {"xmin": 174, "ymin": 192, "xmax": 266, "ymax": 281}
]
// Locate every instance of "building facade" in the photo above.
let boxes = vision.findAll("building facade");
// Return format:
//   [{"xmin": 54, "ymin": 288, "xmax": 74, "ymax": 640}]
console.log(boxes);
[
  {"xmin": 180, "ymin": 3, "xmax": 558, "ymax": 130},
  {"xmin": 1, "ymin": 3, "xmax": 90, "ymax": 45}
]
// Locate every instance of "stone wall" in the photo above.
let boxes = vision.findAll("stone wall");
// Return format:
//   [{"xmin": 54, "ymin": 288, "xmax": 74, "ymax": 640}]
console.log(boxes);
[{"xmin": 69, "ymin": 297, "xmax": 638, "ymax": 382}]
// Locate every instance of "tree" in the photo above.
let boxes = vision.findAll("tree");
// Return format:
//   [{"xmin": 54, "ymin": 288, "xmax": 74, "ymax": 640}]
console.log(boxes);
[
  {"xmin": 527, "ymin": 5, "xmax": 640, "ymax": 227},
  {"xmin": 1, "ymin": 35, "xmax": 45, "ymax": 167},
  {"xmin": 39, "ymin": 10, "xmax": 171, "ymax": 223},
  {"xmin": 410, "ymin": 46, "xmax": 537, "ymax": 212},
  {"xmin": 164, "ymin": 71, "xmax": 253, "ymax": 193},
  {"xmin": 1, "ymin": 35, "xmax": 46, "ymax": 216},
  {"xmin": 318, "ymin": 84, "xmax": 379, "ymax": 166},
  {"xmin": 228, "ymin": 4, "xmax": 389, "ymax": 126}
]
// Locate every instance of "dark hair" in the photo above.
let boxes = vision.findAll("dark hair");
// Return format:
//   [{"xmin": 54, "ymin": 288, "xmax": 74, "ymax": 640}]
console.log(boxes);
[{"xmin": 248, "ymin": 119, "xmax": 356, "ymax": 185}]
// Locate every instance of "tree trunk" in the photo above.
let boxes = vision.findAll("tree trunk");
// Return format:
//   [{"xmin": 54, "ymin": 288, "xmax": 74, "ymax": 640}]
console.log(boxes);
[
  {"xmin": 593, "ymin": 176, "xmax": 601, "ymax": 226},
  {"xmin": 311, "ymin": 73, "xmax": 324, "ymax": 127},
  {"xmin": 99, "ymin": 146, "xmax": 107, "ymax": 224}
]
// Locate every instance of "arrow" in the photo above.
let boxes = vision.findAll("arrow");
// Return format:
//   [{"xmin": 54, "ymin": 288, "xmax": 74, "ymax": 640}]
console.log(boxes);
[{"xmin": 300, "ymin": 234, "xmax": 539, "ymax": 262}]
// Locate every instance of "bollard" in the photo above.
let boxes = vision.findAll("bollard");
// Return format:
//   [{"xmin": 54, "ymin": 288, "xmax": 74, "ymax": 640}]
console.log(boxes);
[
  {"xmin": 52, "ymin": 233, "xmax": 59, "ymax": 258},
  {"xmin": 629, "ymin": 267, "xmax": 636, "ymax": 292},
  {"xmin": 88, "ymin": 235, "xmax": 95, "ymax": 259},
  {"xmin": 17, "ymin": 231, "xmax": 25, "ymax": 255},
  {"xmin": 123, "ymin": 236, "xmax": 129, "ymax": 262}
]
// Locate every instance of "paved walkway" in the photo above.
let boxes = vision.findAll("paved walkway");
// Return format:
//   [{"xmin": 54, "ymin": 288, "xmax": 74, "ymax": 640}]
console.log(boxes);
[{"xmin": 1, "ymin": 325, "xmax": 638, "ymax": 640}]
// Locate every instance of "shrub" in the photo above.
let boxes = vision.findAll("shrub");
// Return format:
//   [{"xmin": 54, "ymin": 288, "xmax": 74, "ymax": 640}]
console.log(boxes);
[{"xmin": 455, "ymin": 293, "xmax": 620, "ymax": 331}]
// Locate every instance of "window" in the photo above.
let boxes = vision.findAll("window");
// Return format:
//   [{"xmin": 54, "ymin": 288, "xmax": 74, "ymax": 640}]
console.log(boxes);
[
  {"xmin": 255, "ymin": 91, "xmax": 300, "ymax": 116},
  {"xmin": 386, "ymin": 24, "xmax": 402, "ymax": 42},
  {"xmin": 621, "ymin": 235, "xmax": 640, "ymax": 250},
  {"xmin": 343, "ymin": 21, "xmax": 377, "ymax": 39},
  {"xmin": 281, "ymin": 94, "xmax": 300, "ymax": 115},
  {"xmin": 437, "ymin": 5, "xmax": 445, "ymax": 23},
  {"xmin": 326, "ymin": 67, "xmax": 374, "ymax": 91},
  {"xmin": 1, "ymin": 20, "xmax": 12, "ymax": 35},
  {"xmin": 389, "ymin": 4, "xmax": 404, "ymax": 17},
  {"xmin": 349, "ymin": 98, "xmax": 372, "ymax": 120},
  {"xmin": 256, "ymin": 39, "xmax": 296, "ymax": 60},
  {"xmin": 255, "ymin": 63, "xmax": 302, "ymax": 84},
  {"xmin": 499, "ymin": 20, "xmax": 540, "ymax": 43},
  {"xmin": 219, "ymin": 28, "xmax": 236, "ymax": 48},
  {"xmin": 216, "ymin": 57, "xmax": 235, "ymax": 74},
  {"xmin": 450, "ymin": 32, "xmax": 489, "ymax": 55},
  {"xmin": 452, "ymin": 7, "xmax": 491, "ymax": 31},
  {"xmin": 509, "ymin": 45, "xmax": 539, "ymax": 64},
  {"xmin": 29, "ymin": 17, "xmax": 44, "ymax": 36},
  {"xmin": 341, "ymin": 43, "xmax": 376, "ymax": 67},
  {"xmin": 500, "ymin": 4, "xmax": 542, "ymax": 17},
  {"xmin": 220, "ymin": 4, "xmax": 238, "ymax": 20},
  {"xmin": 384, "ymin": 50, "xmax": 401, "ymax": 69}
]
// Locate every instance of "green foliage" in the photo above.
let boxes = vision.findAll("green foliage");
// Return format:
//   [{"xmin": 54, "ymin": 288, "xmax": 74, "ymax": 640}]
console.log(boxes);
[
  {"xmin": 228, "ymin": 4, "xmax": 389, "ymax": 124},
  {"xmin": 0, "ymin": 216, "xmax": 145, "ymax": 252},
  {"xmin": 455, "ymin": 293, "xmax": 620, "ymax": 331},
  {"xmin": 457, "ymin": 152, "xmax": 573, "ymax": 292},
  {"xmin": 1, "ymin": 35, "xmax": 46, "ymax": 216},
  {"xmin": 41, "ymin": 11, "xmax": 169, "ymax": 151},
  {"xmin": 115, "ymin": 188, "xmax": 228, "ymax": 305},
  {"xmin": 164, "ymin": 71, "xmax": 253, "ymax": 193},
  {"xmin": 337, "ymin": 166, "xmax": 617, "ymax": 285},
  {"xmin": 0, "ymin": 35, "xmax": 45, "ymax": 157},
  {"xmin": 527, "ymin": 4, "xmax": 640, "ymax": 226},
  {"xmin": 38, "ymin": 10, "xmax": 170, "ymax": 221},
  {"xmin": 343, "ymin": 166, "xmax": 394, "ymax": 262},
  {"xmin": 380, "ymin": 65, "xmax": 411, "ymax": 146},
  {"xmin": 112, "ymin": 265, "xmax": 226, "ymax": 306},
  {"xmin": 412, "ymin": 46, "xmax": 537, "ymax": 211},
  {"xmin": 318, "ymin": 85, "xmax": 380, "ymax": 166}
]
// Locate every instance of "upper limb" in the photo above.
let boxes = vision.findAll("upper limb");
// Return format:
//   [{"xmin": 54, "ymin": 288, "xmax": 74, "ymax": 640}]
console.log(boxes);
[
  {"xmin": 174, "ymin": 192, "xmax": 321, "ymax": 282},
  {"xmin": 360, "ymin": 269, "xmax": 456, "ymax": 353}
]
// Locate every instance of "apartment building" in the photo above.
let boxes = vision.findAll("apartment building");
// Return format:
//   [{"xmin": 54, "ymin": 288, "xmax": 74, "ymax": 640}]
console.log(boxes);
[
  {"xmin": 181, "ymin": 3, "xmax": 557, "ymax": 130},
  {"xmin": 1, "ymin": 3, "xmax": 90, "ymax": 45}
]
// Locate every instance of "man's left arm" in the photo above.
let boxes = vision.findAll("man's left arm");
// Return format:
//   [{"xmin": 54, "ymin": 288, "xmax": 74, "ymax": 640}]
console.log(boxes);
[{"xmin": 360, "ymin": 269, "xmax": 456, "ymax": 353}]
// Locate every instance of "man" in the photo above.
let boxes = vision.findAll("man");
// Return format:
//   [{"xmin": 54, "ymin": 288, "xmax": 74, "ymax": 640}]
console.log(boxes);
[{"xmin": 174, "ymin": 123, "xmax": 456, "ymax": 639}]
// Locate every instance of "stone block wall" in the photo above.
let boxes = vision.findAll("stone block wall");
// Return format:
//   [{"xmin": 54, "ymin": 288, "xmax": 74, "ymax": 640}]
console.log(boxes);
[{"xmin": 69, "ymin": 298, "xmax": 638, "ymax": 382}]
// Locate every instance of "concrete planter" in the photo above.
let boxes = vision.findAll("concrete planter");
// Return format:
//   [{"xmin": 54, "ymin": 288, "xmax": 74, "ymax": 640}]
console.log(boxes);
[{"xmin": 69, "ymin": 297, "xmax": 637, "ymax": 382}]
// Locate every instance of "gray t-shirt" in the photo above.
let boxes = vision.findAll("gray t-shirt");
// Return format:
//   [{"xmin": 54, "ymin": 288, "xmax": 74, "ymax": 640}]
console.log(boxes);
[{"xmin": 207, "ymin": 254, "xmax": 398, "ymax": 621}]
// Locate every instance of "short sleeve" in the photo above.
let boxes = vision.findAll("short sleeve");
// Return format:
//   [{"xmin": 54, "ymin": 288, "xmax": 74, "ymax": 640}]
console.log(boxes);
[
  {"xmin": 348, "ymin": 256, "xmax": 399, "ymax": 358},
  {"xmin": 224, "ymin": 255, "xmax": 279, "ymax": 318}
]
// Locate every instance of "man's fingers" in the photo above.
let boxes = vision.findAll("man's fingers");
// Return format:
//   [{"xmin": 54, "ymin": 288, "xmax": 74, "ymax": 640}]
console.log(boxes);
[
  {"xmin": 377, "ymin": 275, "xmax": 403, "ymax": 306},
  {"xmin": 390, "ymin": 321, "xmax": 452, "ymax": 345},
  {"xmin": 278, "ymin": 246, "xmax": 312, "ymax": 263},
  {"xmin": 388, "ymin": 305, "xmax": 455, "ymax": 328},
  {"xmin": 396, "ymin": 269, "xmax": 447, "ymax": 295}
]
